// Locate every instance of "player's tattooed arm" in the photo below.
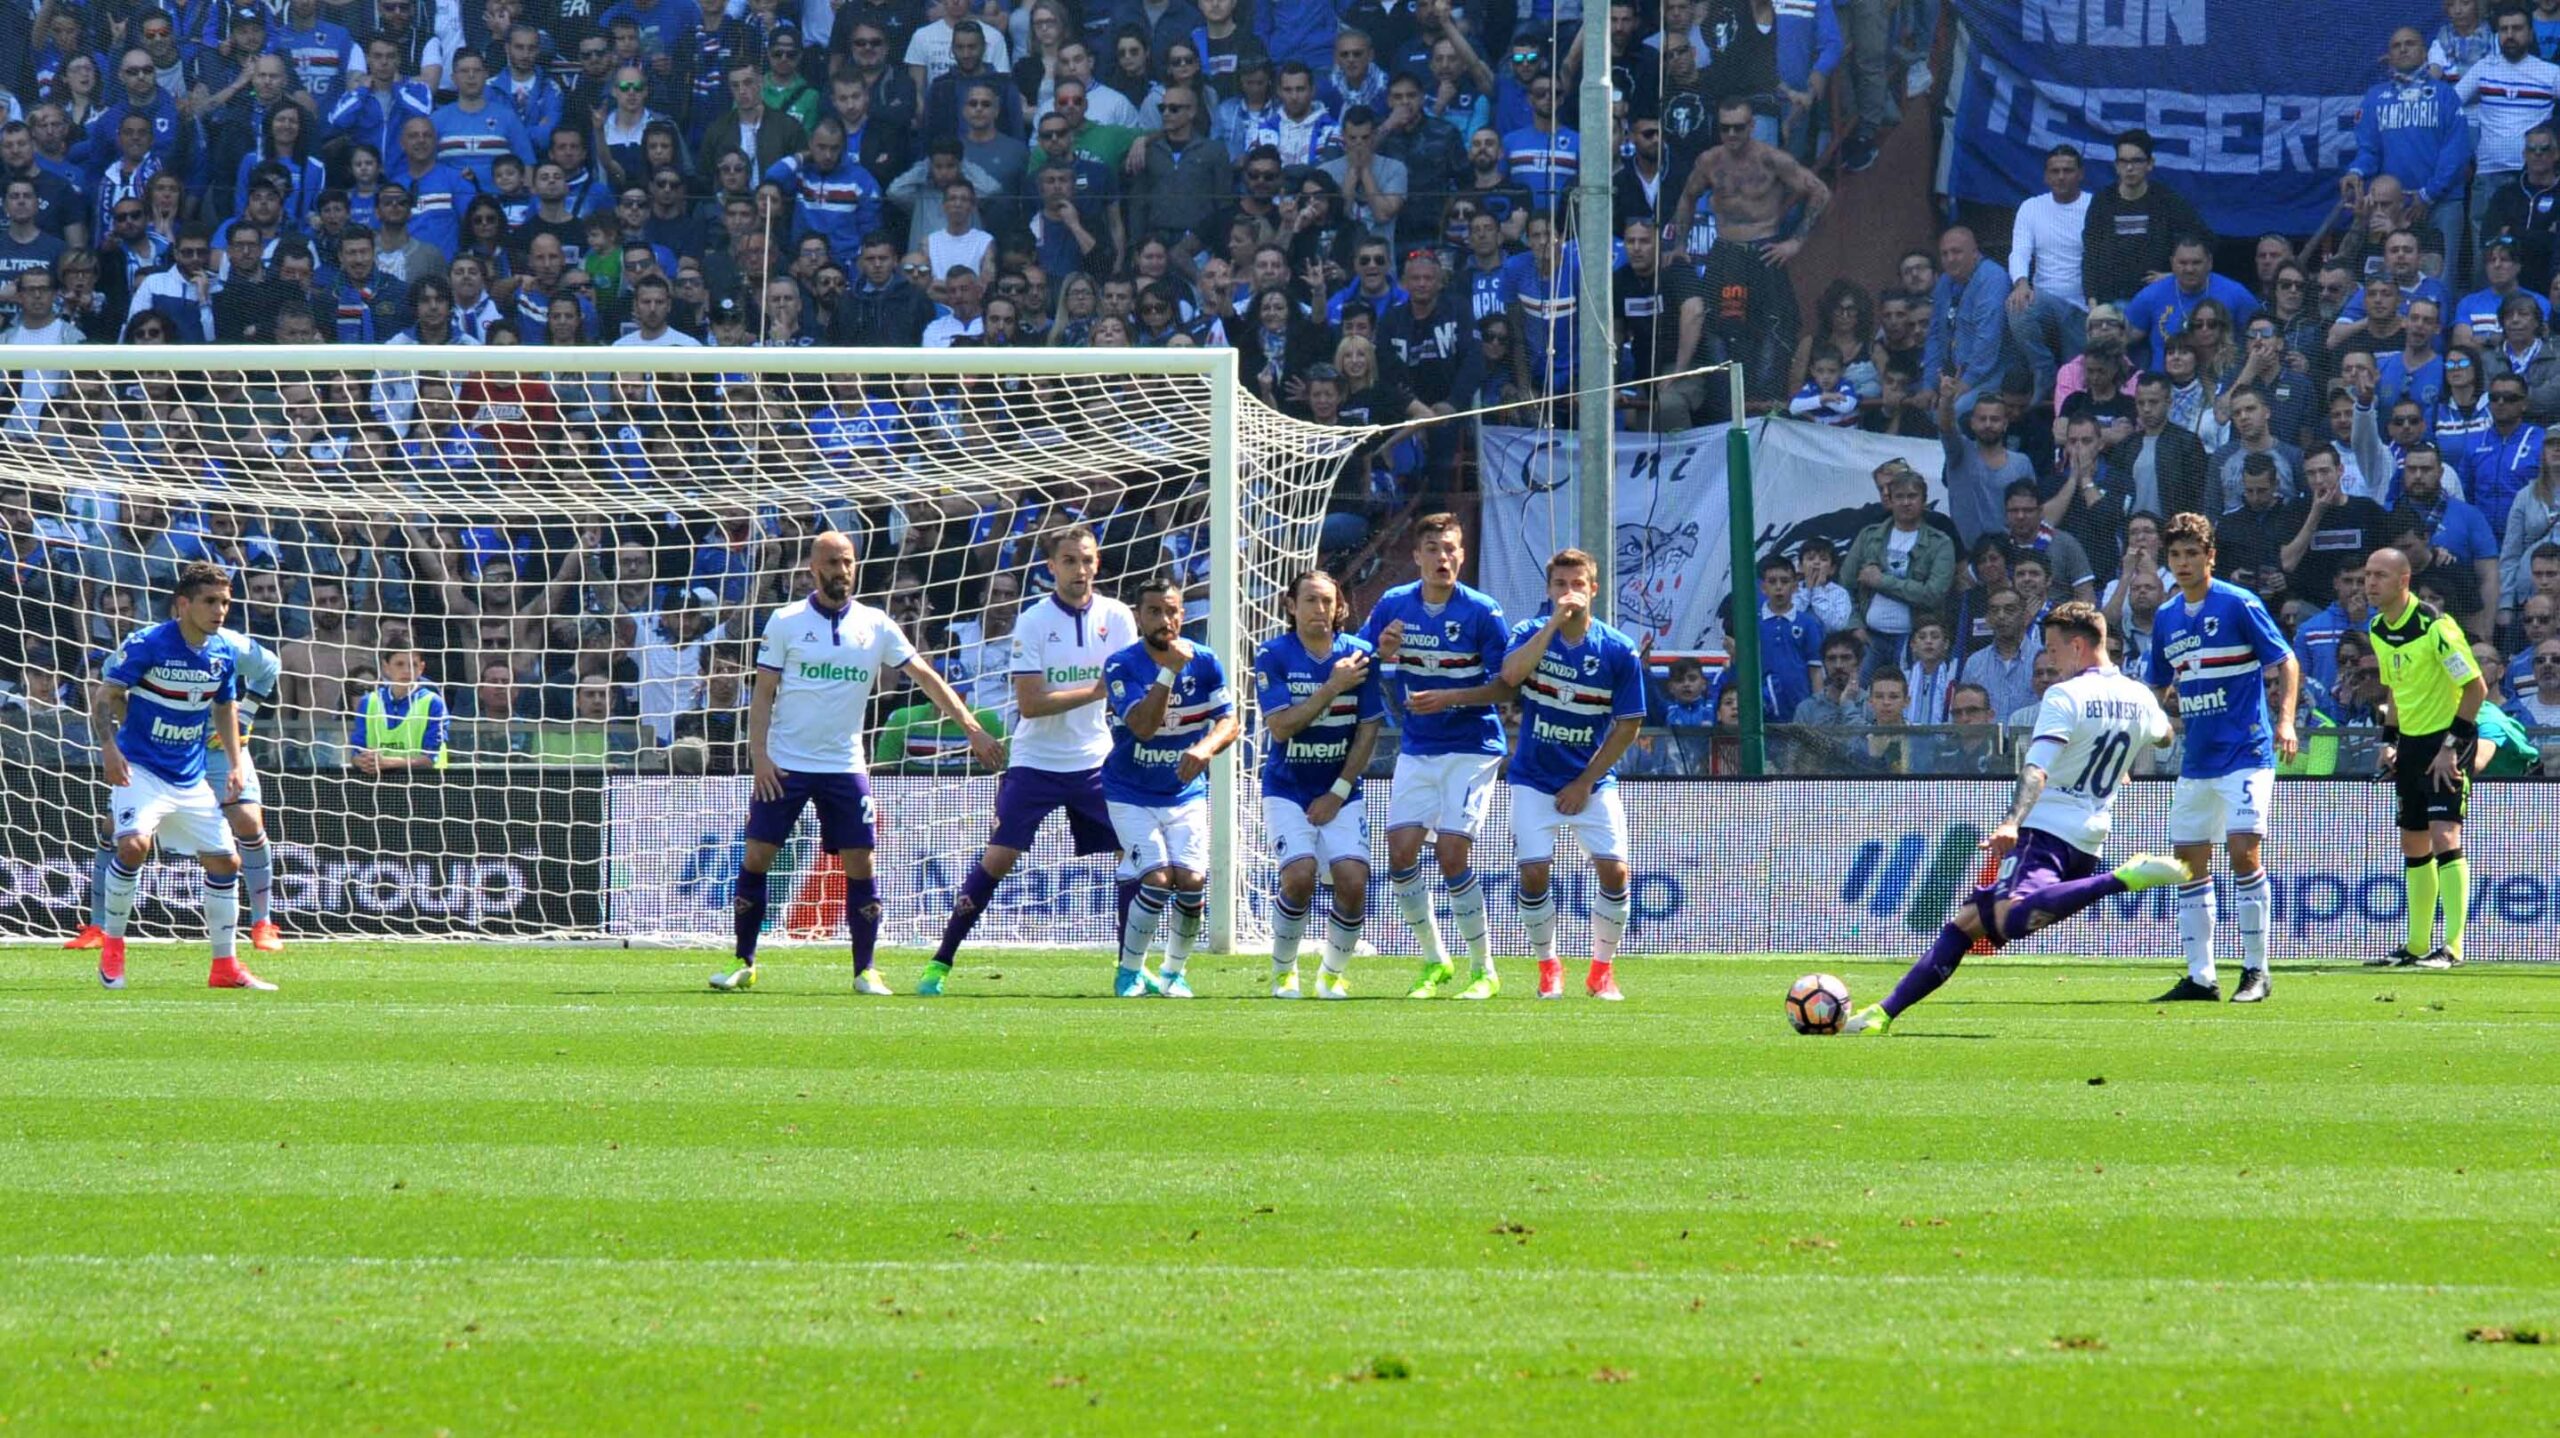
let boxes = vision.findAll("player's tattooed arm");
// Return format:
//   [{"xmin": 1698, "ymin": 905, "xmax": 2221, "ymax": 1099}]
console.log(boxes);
[
  {"xmin": 92, "ymin": 682, "xmax": 131, "ymax": 787},
  {"xmin": 1980, "ymin": 763, "xmax": 2047, "ymax": 860}
]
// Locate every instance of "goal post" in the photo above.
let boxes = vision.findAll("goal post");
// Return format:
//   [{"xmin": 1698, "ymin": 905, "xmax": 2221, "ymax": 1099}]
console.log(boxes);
[{"xmin": 0, "ymin": 343, "xmax": 1356, "ymax": 951}]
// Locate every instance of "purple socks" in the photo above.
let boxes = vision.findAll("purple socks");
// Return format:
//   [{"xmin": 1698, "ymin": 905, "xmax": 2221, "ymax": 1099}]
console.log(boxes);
[{"xmin": 931, "ymin": 862, "xmax": 1001, "ymax": 964}]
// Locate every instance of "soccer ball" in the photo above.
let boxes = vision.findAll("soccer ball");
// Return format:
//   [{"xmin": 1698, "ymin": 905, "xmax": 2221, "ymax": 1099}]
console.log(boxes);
[{"xmin": 1786, "ymin": 973, "xmax": 1851, "ymax": 1035}]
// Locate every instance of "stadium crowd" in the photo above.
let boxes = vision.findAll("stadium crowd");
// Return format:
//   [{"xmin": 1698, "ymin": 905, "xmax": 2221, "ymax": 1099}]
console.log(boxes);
[{"xmin": 0, "ymin": 0, "xmax": 2550, "ymax": 779}]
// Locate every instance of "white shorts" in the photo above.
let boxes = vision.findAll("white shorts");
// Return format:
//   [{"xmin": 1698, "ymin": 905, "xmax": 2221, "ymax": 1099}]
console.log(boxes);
[
  {"xmin": 2169, "ymin": 769, "xmax": 2276, "ymax": 844},
  {"xmin": 205, "ymin": 745, "xmax": 263, "ymax": 809},
  {"xmin": 1109, "ymin": 797, "xmax": 1211, "ymax": 878},
  {"xmin": 1385, "ymin": 751, "xmax": 1502, "ymax": 841},
  {"xmin": 1263, "ymin": 794, "xmax": 1371, "ymax": 870},
  {"xmin": 1509, "ymin": 782, "xmax": 1630, "ymax": 865},
  {"xmin": 111, "ymin": 767, "xmax": 236, "ymax": 858}
]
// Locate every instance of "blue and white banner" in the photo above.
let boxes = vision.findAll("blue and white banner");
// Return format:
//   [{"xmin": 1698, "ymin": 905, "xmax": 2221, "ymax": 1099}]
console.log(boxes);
[
  {"xmin": 1475, "ymin": 420, "xmax": 1943, "ymax": 653},
  {"xmin": 1947, "ymin": 0, "xmax": 2401, "ymax": 236},
  {"xmin": 606, "ymin": 777, "xmax": 2560, "ymax": 961}
]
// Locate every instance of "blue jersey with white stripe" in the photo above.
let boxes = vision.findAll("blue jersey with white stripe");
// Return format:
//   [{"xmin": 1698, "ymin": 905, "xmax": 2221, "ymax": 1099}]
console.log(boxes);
[
  {"xmin": 1355, "ymin": 581, "xmax": 1508, "ymax": 757},
  {"xmin": 1253, "ymin": 630, "xmax": 1384, "ymax": 806},
  {"xmin": 2145, "ymin": 578, "xmax": 2293, "ymax": 779},
  {"xmin": 1101, "ymin": 642, "xmax": 1233, "ymax": 805},
  {"xmin": 104, "ymin": 621, "xmax": 240, "ymax": 786},
  {"xmin": 1505, "ymin": 617, "xmax": 1647, "ymax": 795}
]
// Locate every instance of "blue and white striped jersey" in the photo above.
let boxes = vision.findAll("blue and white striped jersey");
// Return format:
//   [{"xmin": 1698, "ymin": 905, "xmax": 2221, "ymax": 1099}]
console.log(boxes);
[
  {"xmin": 2145, "ymin": 579, "xmax": 2294, "ymax": 779},
  {"xmin": 1356, "ymin": 581, "xmax": 1509, "ymax": 757},
  {"xmin": 104, "ymin": 621, "xmax": 241, "ymax": 786},
  {"xmin": 1102, "ymin": 642, "xmax": 1233, "ymax": 805},
  {"xmin": 1505, "ymin": 617, "xmax": 1646, "ymax": 795}
]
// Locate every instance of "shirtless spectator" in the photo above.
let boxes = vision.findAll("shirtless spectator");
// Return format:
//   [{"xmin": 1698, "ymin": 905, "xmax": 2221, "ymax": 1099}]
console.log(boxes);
[
  {"xmin": 282, "ymin": 576, "xmax": 365, "ymax": 743},
  {"xmin": 1665, "ymin": 96, "xmax": 1830, "ymax": 399}
]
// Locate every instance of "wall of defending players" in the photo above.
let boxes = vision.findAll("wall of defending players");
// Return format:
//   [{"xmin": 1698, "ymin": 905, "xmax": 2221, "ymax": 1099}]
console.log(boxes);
[{"xmin": 9, "ymin": 774, "xmax": 2555, "ymax": 957}]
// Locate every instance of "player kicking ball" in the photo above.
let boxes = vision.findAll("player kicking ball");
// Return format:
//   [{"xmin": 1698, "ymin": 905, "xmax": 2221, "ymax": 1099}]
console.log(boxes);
[
  {"xmin": 920, "ymin": 526, "xmax": 1136, "ymax": 995},
  {"xmin": 1359, "ymin": 513, "xmax": 1514, "ymax": 999},
  {"xmin": 89, "ymin": 561, "xmax": 273, "ymax": 991},
  {"xmin": 1101, "ymin": 578, "xmax": 1240, "ymax": 998},
  {"xmin": 1497, "ymin": 548, "xmax": 1647, "ymax": 1001},
  {"xmin": 1254, "ymin": 571, "xmax": 1384, "ymax": 998},
  {"xmin": 2146, "ymin": 512, "xmax": 2298, "ymax": 1004},
  {"xmin": 69, "ymin": 625, "xmax": 286, "ymax": 954},
  {"xmin": 1846, "ymin": 603, "xmax": 2188, "ymax": 1034},
  {"xmin": 711, "ymin": 533, "xmax": 1002, "ymax": 994}
]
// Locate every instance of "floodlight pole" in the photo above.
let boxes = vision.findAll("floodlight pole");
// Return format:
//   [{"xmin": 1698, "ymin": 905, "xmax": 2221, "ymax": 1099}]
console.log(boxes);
[
  {"xmin": 1725, "ymin": 366, "xmax": 1766, "ymax": 777},
  {"xmin": 1574, "ymin": 9, "xmax": 1616, "ymax": 620}
]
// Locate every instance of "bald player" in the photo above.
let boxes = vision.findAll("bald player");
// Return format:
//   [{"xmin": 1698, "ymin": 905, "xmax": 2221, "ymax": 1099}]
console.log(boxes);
[{"xmin": 711, "ymin": 533, "xmax": 1004, "ymax": 993}]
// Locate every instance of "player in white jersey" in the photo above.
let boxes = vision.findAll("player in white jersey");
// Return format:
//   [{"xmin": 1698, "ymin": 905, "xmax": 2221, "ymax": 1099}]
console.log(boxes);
[
  {"xmin": 68, "ymin": 624, "xmax": 286, "ymax": 953},
  {"xmin": 1846, "ymin": 603, "xmax": 2189, "ymax": 1034},
  {"xmin": 919, "ymin": 526, "xmax": 1137, "ymax": 994},
  {"xmin": 710, "ymin": 533, "xmax": 1003, "ymax": 994}
]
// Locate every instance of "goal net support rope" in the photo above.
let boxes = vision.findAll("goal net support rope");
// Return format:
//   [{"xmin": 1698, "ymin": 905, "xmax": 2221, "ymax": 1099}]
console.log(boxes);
[{"xmin": 0, "ymin": 345, "xmax": 1369, "ymax": 950}]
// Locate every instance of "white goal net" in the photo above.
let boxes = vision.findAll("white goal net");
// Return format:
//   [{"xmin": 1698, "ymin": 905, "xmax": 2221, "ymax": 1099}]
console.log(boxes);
[{"xmin": 0, "ymin": 345, "xmax": 1364, "ymax": 950}]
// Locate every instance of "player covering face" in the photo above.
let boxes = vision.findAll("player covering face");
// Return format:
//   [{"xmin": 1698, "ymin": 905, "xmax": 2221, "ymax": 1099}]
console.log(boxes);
[
  {"xmin": 1255, "ymin": 571, "xmax": 1384, "ymax": 998},
  {"xmin": 1358, "ymin": 515, "xmax": 1513, "ymax": 999}
]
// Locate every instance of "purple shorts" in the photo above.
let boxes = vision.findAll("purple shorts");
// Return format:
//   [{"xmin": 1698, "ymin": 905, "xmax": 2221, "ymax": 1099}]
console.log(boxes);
[
  {"xmin": 744, "ymin": 771, "xmax": 876, "ymax": 851},
  {"xmin": 1980, "ymin": 826, "xmax": 2100, "ymax": 908},
  {"xmin": 988, "ymin": 765, "xmax": 1118, "ymax": 855}
]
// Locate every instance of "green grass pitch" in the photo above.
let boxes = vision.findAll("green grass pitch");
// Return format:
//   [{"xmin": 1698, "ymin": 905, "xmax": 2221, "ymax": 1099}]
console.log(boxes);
[{"xmin": 6, "ymin": 944, "xmax": 2560, "ymax": 1434}]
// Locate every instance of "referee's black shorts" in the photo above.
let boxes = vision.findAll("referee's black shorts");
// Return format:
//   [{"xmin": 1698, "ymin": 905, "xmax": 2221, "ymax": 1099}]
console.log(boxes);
[{"xmin": 2393, "ymin": 729, "xmax": 2471, "ymax": 831}]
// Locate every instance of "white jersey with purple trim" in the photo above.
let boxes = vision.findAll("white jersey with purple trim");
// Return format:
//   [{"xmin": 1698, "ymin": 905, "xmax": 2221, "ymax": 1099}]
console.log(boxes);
[
  {"xmin": 1004, "ymin": 593, "xmax": 1137, "ymax": 772},
  {"xmin": 754, "ymin": 596, "xmax": 917, "ymax": 774},
  {"xmin": 2019, "ymin": 665, "xmax": 2174, "ymax": 854}
]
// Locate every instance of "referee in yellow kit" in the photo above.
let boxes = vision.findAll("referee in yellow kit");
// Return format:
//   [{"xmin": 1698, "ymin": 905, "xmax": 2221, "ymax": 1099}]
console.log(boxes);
[{"xmin": 2361, "ymin": 547, "xmax": 2487, "ymax": 968}]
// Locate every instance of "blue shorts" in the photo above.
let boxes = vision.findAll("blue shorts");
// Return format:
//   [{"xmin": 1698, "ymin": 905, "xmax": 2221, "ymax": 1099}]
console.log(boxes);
[
  {"xmin": 988, "ymin": 765, "xmax": 1118, "ymax": 854},
  {"xmin": 744, "ymin": 771, "xmax": 876, "ymax": 851}
]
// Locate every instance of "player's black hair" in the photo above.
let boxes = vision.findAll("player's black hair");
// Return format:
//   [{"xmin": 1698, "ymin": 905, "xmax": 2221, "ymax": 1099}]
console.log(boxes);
[
  {"xmin": 1132, "ymin": 574, "xmax": 1187, "ymax": 607},
  {"xmin": 2114, "ymin": 129, "xmax": 2156, "ymax": 158},
  {"xmin": 2009, "ymin": 551, "xmax": 2052, "ymax": 578},
  {"xmin": 1756, "ymin": 552, "xmax": 1796, "ymax": 579},
  {"xmin": 173, "ymin": 560, "xmax": 230, "ymax": 599},
  {"xmin": 1283, "ymin": 570, "xmax": 1348, "ymax": 626}
]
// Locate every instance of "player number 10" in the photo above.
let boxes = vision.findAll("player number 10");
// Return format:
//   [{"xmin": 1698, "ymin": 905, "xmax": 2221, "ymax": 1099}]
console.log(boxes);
[{"xmin": 2070, "ymin": 732, "xmax": 2133, "ymax": 799}]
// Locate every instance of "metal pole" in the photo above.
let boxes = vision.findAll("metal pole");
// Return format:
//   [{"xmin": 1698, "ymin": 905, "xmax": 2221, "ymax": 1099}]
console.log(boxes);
[
  {"xmin": 1574, "ymin": 9, "xmax": 1615, "ymax": 621},
  {"xmin": 1724, "ymin": 366, "xmax": 1765, "ymax": 777},
  {"xmin": 1205, "ymin": 351, "xmax": 1241, "ymax": 951}
]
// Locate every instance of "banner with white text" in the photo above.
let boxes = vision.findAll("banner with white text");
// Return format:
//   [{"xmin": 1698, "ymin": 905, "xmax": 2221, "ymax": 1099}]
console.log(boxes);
[{"xmin": 1947, "ymin": 0, "xmax": 2398, "ymax": 235}]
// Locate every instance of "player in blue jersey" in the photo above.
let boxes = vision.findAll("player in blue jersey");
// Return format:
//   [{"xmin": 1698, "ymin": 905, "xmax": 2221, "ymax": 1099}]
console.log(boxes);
[
  {"xmin": 72, "ymin": 624, "xmax": 289, "ymax": 956},
  {"xmin": 1254, "ymin": 571, "xmax": 1386, "ymax": 999},
  {"xmin": 87, "ymin": 562, "xmax": 271, "ymax": 992},
  {"xmin": 2145, "ymin": 512, "xmax": 2300, "ymax": 1005},
  {"xmin": 1102, "ymin": 578, "xmax": 1241, "ymax": 998},
  {"xmin": 1356, "ymin": 512, "xmax": 1515, "ymax": 999},
  {"xmin": 1497, "ymin": 548, "xmax": 1649, "ymax": 1001}
]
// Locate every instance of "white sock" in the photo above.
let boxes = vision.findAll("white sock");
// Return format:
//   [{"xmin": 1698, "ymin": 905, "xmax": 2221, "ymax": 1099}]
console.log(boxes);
[
  {"xmin": 205, "ymin": 872, "xmax": 239, "ymax": 961},
  {"xmin": 1447, "ymin": 868, "xmax": 1493, "ymax": 974},
  {"xmin": 239, "ymin": 832, "xmax": 274, "ymax": 925},
  {"xmin": 103, "ymin": 858, "xmax": 140, "ymax": 938},
  {"xmin": 1520, "ymin": 884, "xmax": 1557, "ymax": 960},
  {"xmin": 2177, "ymin": 878, "xmax": 2217, "ymax": 985},
  {"xmin": 1163, "ymin": 892, "xmax": 1204, "ymax": 976},
  {"xmin": 1593, "ymin": 884, "xmax": 1629, "ymax": 967},
  {"xmin": 1321, "ymin": 902, "xmax": 1360, "ymax": 974},
  {"xmin": 2233, "ymin": 868, "xmax": 2270, "ymax": 973},
  {"xmin": 1392, "ymin": 865, "xmax": 1448, "ymax": 965},
  {"xmin": 1120, "ymin": 885, "xmax": 1168, "ymax": 970},
  {"xmin": 1271, "ymin": 893, "xmax": 1308, "ymax": 973}
]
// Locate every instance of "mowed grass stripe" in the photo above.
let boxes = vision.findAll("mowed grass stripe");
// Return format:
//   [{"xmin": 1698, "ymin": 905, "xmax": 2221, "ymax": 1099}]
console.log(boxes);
[{"xmin": 6, "ymin": 946, "xmax": 2560, "ymax": 1433}]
